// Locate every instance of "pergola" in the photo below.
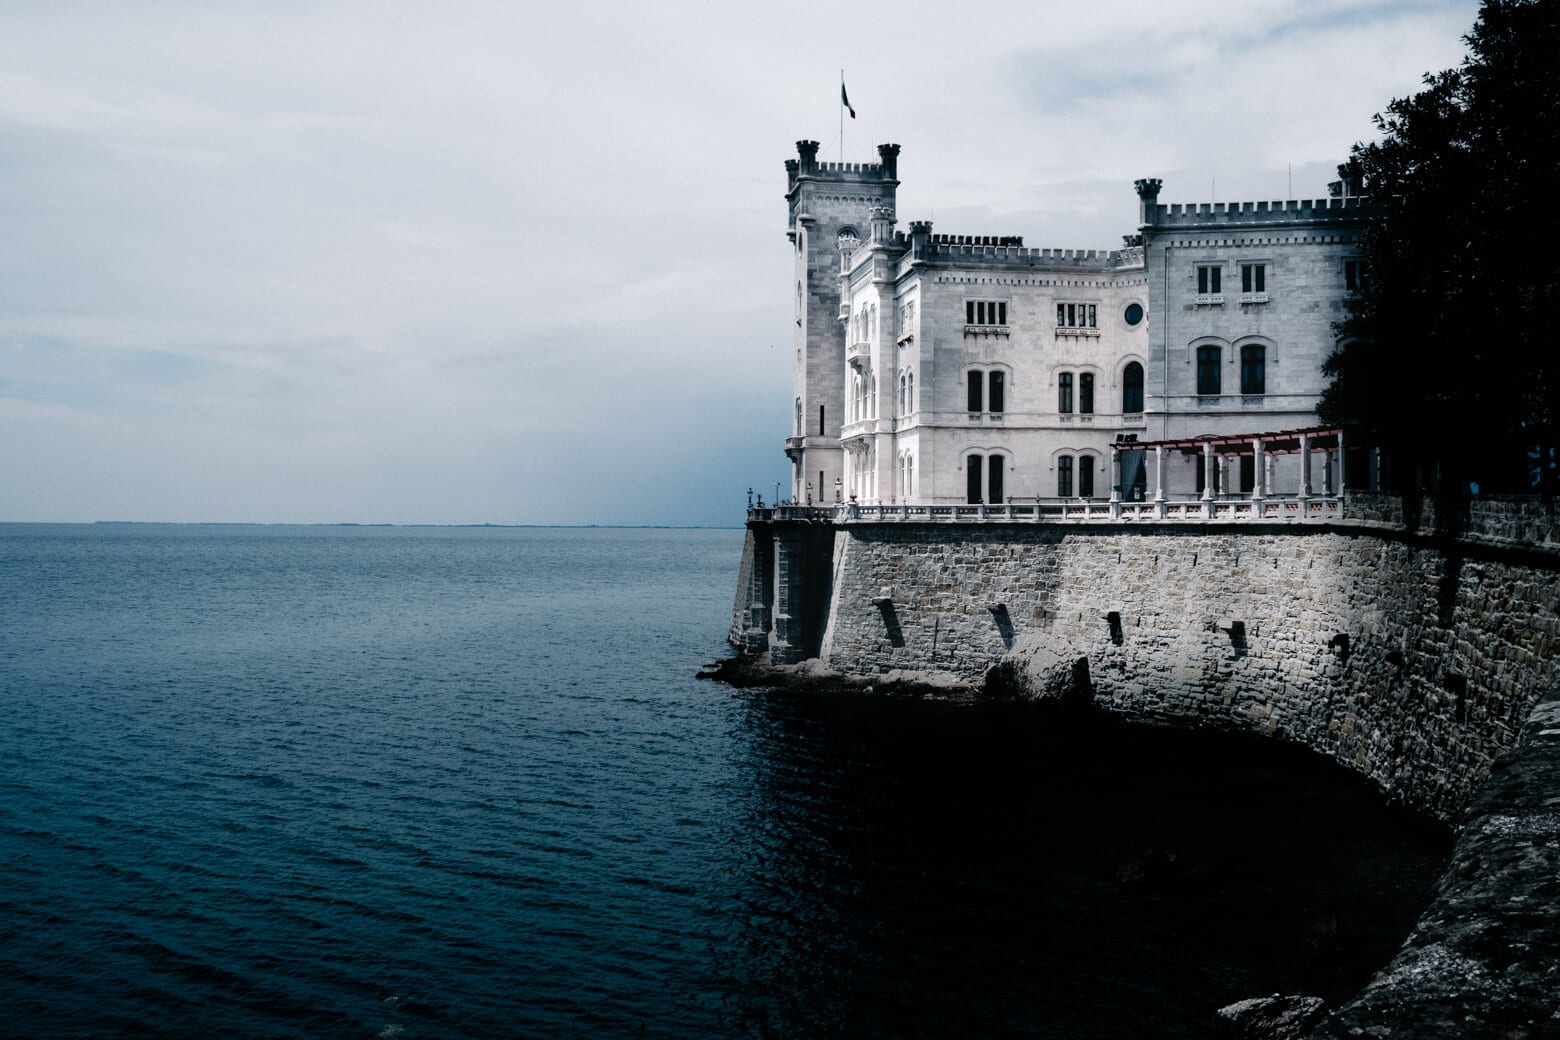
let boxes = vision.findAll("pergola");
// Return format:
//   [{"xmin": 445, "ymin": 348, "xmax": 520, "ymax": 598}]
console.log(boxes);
[{"xmin": 1109, "ymin": 425, "xmax": 1349, "ymax": 507}]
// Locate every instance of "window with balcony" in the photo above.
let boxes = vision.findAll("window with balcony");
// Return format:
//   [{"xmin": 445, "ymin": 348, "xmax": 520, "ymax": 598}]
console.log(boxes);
[
  {"xmin": 1079, "ymin": 456, "xmax": 1095, "ymax": 498},
  {"xmin": 1196, "ymin": 264, "xmax": 1223, "ymax": 303},
  {"xmin": 1056, "ymin": 302, "xmax": 1098, "ymax": 329},
  {"xmin": 1241, "ymin": 263, "xmax": 1267, "ymax": 302},
  {"xmin": 965, "ymin": 300, "xmax": 1008, "ymax": 326},
  {"xmin": 1122, "ymin": 362, "xmax": 1144, "ymax": 414},
  {"xmin": 1057, "ymin": 456, "xmax": 1073, "ymax": 497},
  {"xmin": 1197, "ymin": 346, "xmax": 1222, "ymax": 395}
]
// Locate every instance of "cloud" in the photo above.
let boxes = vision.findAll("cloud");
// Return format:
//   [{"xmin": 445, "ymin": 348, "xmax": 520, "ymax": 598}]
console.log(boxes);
[{"xmin": 0, "ymin": 0, "xmax": 1481, "ymax": 522}]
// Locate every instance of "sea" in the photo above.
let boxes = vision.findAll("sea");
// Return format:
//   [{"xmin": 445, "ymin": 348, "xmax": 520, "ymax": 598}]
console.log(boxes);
[{"xmin": 0, "ymin": 523, "xmax": 1449, "ymax": 1039}]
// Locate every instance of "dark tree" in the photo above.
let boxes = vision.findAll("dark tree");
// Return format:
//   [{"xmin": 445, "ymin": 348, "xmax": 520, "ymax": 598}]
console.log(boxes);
[{"xmin": 1319, "ymin": 0, "xmax": 1560, "ymax": 493}]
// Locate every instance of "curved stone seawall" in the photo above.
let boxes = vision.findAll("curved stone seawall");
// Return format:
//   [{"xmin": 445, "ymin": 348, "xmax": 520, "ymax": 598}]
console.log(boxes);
[
  {"xmin": 730, "ymin": 498, "xmax": 1560, "ymax": 1033},
  {"xmin": 817, "ymin": 521, "xmax": 1560, "ymax": 823}
]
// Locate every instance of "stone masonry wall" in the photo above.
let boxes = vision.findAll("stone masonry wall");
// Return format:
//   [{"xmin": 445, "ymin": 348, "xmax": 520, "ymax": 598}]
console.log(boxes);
[{"xmin": 820, "ymin": 522, "xmax": 1560, "ymax": 822}]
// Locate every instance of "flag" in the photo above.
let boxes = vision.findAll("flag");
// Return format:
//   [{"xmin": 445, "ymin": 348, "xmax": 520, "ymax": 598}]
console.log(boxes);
[{"xmin": 841, "ymin": 81, "xmax": 856, "ymax": 119}]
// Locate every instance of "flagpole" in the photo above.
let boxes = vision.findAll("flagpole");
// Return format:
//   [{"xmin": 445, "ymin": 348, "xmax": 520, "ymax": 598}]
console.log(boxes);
[{"xmin": 839, "ymin": 69, "xmax": 844, "ymax": 162}]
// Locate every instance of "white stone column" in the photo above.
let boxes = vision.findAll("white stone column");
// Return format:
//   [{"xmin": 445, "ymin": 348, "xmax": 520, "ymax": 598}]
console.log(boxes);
[
  {"xmin": 1154, "ymin": 446, "xmax": 1167, "ymax": 518},
  {"xmin": 1337, "ymin": 430, "xmax": 1347, "ymax": 492},
  {"xmin": 1264, "ymin": 452, "xmax": 1276, "ymax": 499},
  {"xmin": 1202, "ymin": 442, "xmax": 1216, "ymax": 517},
  {"xmin": 1299, "ymin": 433, "xmax": 1313, "ymax": 506},
  {"xmin": 1218, "ymin": 455, "xmax": 1231, "ymax": 499},
  {"xmin": 1109, "ymin": 445, "xmax": 1122, "ymax": 518},
  {"xmin": 1252, "ymin": 437, "xmax": 1266, "ymax": 504}
]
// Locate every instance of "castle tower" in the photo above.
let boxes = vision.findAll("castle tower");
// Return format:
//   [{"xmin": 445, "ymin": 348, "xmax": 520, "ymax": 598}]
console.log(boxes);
[{"xmin": 783, "ymin": 140, "xmax": 900, "ymax": 503}]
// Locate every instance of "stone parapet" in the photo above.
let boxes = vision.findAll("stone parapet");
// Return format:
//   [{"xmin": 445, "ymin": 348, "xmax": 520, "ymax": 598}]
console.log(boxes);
[{"xmin": 1142, "ymin": 196, "xmax": 1372, "ymax": 229}]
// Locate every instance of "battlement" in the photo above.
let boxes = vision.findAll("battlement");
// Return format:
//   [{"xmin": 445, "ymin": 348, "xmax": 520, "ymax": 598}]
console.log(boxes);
[
  {"xmin": 787, "ymin": 141, "xmax": 901, "ymax": 192},
  {"xmin": 1143, "ymin": 195, "xmax": 1372, "ymax": 228},
  {"xmin": 930, "ymin": 234, "xmax": 1025, "ymax": 247},
  {"xmin": 925, "ymin": 240, "xmax": 1145, "ymax": 270}
]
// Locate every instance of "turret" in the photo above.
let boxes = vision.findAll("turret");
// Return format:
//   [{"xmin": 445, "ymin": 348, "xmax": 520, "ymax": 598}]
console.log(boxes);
[
  {"xmin": 877, "ymin": 143, "xmax": 900, "ymax": 181},
  {"xmin": 1135, "ymin": 178, "xmax": 1163, "ymax": 227},
  {"xmin": 796, "ymin": 140, "xmax": 820, "ymax": 175},
  {"xmin": 869, "ymin": 205, "xmax": 895, "ymax": 245},
  {"xmin": 909, "ymin": 220, "xmax": 933, "ymax": 262}
]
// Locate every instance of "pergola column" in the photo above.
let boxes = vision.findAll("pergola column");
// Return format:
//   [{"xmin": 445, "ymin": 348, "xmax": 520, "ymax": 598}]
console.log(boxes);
[
  {"xmin": 1299, "ymin": 432, "xmax": 1313, "ymax": 507},
  {"xmin": 1154, "ymin": 446, "xmax": 1167, "ymax": 518},
  {"xmin": 1252, "ymin": 437, "xmax": 1266, "ymax": 503},
  {"xmin": 1109, "ymin": 445, "xmax": 1122, "ymax": 518},
  {"xmin": 1202, "ymin": 442, "xmax": 1216, "ymax": 518},
  {"xmin": 1337, "ymin": 429, "xmax": 1348, "ymax": 492}
]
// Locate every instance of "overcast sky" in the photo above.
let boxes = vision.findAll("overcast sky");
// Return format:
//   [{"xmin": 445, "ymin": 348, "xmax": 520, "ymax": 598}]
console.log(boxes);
[{"xmin": 0, "ymin": 0, "xmax": 1479, "ymax": 526}]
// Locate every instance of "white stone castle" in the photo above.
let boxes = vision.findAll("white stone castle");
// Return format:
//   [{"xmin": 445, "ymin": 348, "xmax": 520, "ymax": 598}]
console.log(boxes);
[{"xmin": 781, "ymin": 140, "xmax": 1371, "ymax": 508}]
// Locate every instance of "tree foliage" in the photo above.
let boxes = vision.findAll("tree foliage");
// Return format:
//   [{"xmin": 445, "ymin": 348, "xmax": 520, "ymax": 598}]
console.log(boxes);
[{"xmin": 1319, "ymin": 0, "xmax": 1560, "ymax": 492}]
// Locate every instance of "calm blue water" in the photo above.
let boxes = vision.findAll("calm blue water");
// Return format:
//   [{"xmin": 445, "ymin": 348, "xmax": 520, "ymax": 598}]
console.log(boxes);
[{"xmin": 0, "ymin": 524, "xmax": 1446, "ymax": 1039}]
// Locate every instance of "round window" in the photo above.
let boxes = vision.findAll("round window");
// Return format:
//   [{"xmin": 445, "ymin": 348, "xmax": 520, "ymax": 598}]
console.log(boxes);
[{"xmin": 1124, "ymin": 303, "xmax": 1144, "ymax": 326}]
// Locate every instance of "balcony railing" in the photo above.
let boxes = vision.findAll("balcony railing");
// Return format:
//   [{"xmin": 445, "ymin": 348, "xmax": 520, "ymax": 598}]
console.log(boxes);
[{"xmin": 747, "ymin": 495, "xmax": 1346, "ymax": 525}]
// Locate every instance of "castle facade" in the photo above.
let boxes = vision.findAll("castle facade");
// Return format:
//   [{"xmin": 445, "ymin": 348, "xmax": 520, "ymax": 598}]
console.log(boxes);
[{"xmin": 782, "ymin": 141, "xmax": 1370, "ymax": 505}]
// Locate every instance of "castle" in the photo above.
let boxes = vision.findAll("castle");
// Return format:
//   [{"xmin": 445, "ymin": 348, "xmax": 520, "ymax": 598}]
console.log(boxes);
[{"xmin": 782, "ymin": 140, "xmax": 1372, "ymax": 506}]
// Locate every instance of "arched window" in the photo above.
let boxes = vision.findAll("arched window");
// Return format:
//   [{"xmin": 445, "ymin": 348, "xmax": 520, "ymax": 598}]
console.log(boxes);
[
  {"xmin": 1240, "ymin": 344, "xmax": 1266, "ymax": 395},
  {"xmin": 1079, "ymin": 373, "xmax": 1094, "ymax": 415},
  {"xmin": 1196, "ymin": 346, "xmax": 1222, "ymax": 396},
  {"xmin": 907, "ymin": 372, "xmax": 914, "ymax": 413},
  {"xmin": 966, "ymin": 454, "xmax": 1002, "ymax": 503},
  {"xmin": 898, "ymin": 372, "xmax": 907, "ymax": 415},
  {"xmin": 794, "ymin": 398, "xmax": 803, "ymax": 435},
  {"xmin": 907, "ymin": 453, "xmax": 914, "ymax": 497},
  {"xmin": 1058, "ymin": 372, "xmax": 1074, "ymax": 414},
  {"xmin": 869, "ymin": 373, "xmax": 877, "ymax": 418},
  {"xmin": 1079, "ymin": 456, "xmax": 1095, "ymax": 497},
  {"xmin": 989, "ymin": 371, "xmax": 1005, "ymax": 414},
  {"xmin": 968, "ymin": 371, "xmax": 983, "ymax": 413},
  {"xmin": 1057, "ymin": 456, "xmax": 1074, "ymax": 497},
  {"xmin": 1122, "ymin": 362, "xmax": 1144, "ymax": 414}
]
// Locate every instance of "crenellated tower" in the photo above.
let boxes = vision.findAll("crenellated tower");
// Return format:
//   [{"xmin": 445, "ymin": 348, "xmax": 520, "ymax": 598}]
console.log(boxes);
[{"xmin": 783, "ymin": 140, "xmax": 900, "ymax": 503}]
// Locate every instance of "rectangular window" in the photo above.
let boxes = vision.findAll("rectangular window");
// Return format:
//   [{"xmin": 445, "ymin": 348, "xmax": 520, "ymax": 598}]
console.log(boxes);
[
  {"xmin": 1057, "ymin": 456, "xmax": 1073, "ymax": 498},
  {"xmin": 1058, "ymin": 372, "xmax": 1074, "ymax": 413},
  {"xmin": 988, "ymin": 454, "xmax": 1004, "ymax": 503},
  {"xmin": 989, "ymin": 371, "xmax": 1005, "ymax": 414},
  {"xmin": 1079, "ymin": 456, "xmax": 1095, "ymax": 498},
  {"xmin": 1079, "ymin": 373, "xmax": 1094, "ymax": 415},
  {"xmin": 1056, "ymin": 302, "xmax": 1099, "ymax": 328},
  {"xmin": 1344, "ymin": 259, "xmax": 1367, "ymax": 292},
  {"xmin": 1241, "ymin": 264, "xmax": 1266, "ymax": 294},
  {"xmin": 1197, "ymin": 265, "xmax": 1222, "ymax": 295},
  {"xmin": 967, "ymin": 371, "xmax": 983, "ymax": 413},
  {"xmin": 967, "ymin": 455, "xmax": 983, "ymax": 504}
]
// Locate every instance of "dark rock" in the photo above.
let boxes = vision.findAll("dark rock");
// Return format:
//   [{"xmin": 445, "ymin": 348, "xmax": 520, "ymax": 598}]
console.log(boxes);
[{"xmin": 1214, "ymin": 994, "xmax": 1329, "ymax": 1039}]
